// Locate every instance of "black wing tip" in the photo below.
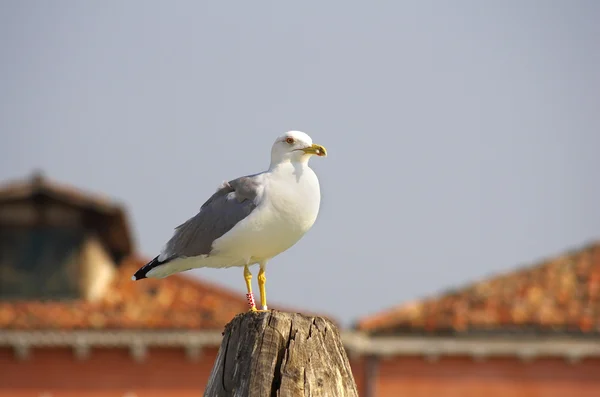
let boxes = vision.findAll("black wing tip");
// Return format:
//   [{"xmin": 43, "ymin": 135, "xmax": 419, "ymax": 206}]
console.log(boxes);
[{"xmin": 131, "ymin": 256, "xmax": 162, "ymax": 281}]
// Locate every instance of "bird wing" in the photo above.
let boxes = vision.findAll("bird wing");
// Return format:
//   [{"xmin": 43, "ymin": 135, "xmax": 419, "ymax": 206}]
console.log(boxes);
[
  {"xmin": 132, "ymin": 174, "xmax": 261, "ymax": 279},
  {"xmin": 162, "ymin": 174, "xmax": 262, "ymax": 259}
]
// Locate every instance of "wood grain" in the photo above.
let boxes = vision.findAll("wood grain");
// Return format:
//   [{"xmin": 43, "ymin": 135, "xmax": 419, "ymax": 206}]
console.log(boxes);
[{"xmin": 204, "ymin": 311, "xmax": 359, "ymax": 397}]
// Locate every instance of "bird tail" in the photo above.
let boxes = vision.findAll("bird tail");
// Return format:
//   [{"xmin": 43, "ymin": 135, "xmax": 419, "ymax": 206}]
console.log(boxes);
[{"xmin": 131, "ymin": 256, "xmax": 163, "ymax": 281}]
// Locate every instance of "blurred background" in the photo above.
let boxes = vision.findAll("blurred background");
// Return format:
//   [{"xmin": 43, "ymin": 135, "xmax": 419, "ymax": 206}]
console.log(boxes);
[{"xmin": 1, "ymin": 1, "xmax": 599, "ymax": 396}]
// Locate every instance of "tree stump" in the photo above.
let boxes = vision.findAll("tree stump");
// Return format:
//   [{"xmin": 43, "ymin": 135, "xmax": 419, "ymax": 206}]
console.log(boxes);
[{"xmin": 204, "ymin": 311, "xmax": 359, "ymax": 397}]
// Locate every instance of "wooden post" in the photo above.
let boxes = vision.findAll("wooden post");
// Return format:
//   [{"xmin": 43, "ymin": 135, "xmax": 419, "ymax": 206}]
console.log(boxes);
[{"xmin": 204, "ymin": 311, "xmax": 359, "ymax": 397}]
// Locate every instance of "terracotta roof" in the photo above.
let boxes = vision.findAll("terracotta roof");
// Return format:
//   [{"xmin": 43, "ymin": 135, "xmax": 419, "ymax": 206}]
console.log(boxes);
[
  {"xmin": 0, "ymin": 171, "xmax": 133, "ymax": 257},
  {"xmin": 357, "ymin": 241, "xmax": 600, "ymax": 336},
  {"xmin": 0, "ymin": 256, "xmax": 292, "ymax": 330}
]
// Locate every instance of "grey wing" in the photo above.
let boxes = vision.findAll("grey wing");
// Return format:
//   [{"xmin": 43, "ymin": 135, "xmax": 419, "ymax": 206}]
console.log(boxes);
[{"xmin": 158, "ymin": 174, "xmax": 262, "ymax": 262}]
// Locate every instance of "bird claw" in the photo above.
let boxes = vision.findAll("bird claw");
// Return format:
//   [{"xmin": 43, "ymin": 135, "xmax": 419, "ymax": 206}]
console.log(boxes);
[{"xmin": 248, "ymin": 307, "xmax": 270, "ymax": 313}]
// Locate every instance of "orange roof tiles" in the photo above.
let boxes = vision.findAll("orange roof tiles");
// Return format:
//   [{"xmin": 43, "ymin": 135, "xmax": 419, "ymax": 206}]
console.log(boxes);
[
  {"xmin": 0, "ymin": 256, "xmax": 332, "ymax": 330},
  {"xmin": 357, "ymin": 241, "xmax": 600, "ymax": 336},
  {"xmin": 0, "ymin": 256, "xmax": 255, "ymax": 330}
]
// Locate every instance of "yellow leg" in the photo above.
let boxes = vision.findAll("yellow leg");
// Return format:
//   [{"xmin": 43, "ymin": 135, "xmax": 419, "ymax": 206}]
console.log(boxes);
[
  {"xmin": 244, "ymin": 265, "xmax": 257, "ymax": 312},
  {"xmin": 258, "ymin": 264, "xmax": 268, "ymax": 311}
]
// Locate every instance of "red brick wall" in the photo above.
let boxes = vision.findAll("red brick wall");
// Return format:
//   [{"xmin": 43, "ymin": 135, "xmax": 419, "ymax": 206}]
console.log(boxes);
[
  {"xmin": 0, "ymin": 347, "xmax": 219, "ymax": 397},
  {"xmin": 373, "ymin": 356, "xmax": 600, "ymax": 397},
  {"xmin": 4, "ymin": 348, "xmax": 599, "ymax": 397},
  {"xmin": 348, "ymin": 356, "xmax": 365, "ymax": 394}
]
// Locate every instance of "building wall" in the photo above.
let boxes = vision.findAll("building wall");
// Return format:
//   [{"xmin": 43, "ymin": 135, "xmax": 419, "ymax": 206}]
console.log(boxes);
[
  {"xmin": 4, "ymin": 347, "xmax": 600, "ymax": 396},
  {"xmin": 348, "ymin": 356, "xmax": 365, "ymax": 395},
  {"xmin": 0, "ymin": 347, "xmax": 220, "ymax": 397},
  {"xmin": 373, "ymin": 356, "xmax": 600, "ymax": 397}
]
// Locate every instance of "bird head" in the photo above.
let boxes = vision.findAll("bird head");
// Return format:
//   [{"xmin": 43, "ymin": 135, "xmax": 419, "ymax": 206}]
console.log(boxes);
[{"xmin": 270, "ymin": 131, "xmax": 327, "ymax": 166}]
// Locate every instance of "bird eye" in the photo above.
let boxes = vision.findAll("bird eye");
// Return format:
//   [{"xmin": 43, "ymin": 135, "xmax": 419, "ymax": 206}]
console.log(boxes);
[{"xmin": 285, "ymin": 137, "xmax": 295, "ymax": 144}]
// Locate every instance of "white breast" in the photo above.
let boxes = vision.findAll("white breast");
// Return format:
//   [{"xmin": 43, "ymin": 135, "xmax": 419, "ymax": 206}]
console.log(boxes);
[
  {"xmin": 266, "ymin": 164, "xmax": 321, "ymax": 231},
  {"xmin": 211, "ymin": 163, "xmax": 321, "ymax": 264}
]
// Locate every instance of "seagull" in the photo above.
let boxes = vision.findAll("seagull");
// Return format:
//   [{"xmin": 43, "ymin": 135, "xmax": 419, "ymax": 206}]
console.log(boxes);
[{"xmin": 132, "ymin": 131, "xmax": 327, "ymax": 311}]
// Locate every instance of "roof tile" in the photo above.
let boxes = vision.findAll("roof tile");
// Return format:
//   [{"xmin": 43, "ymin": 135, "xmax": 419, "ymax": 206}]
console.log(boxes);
[
  {"xmin": 0, "ymin": 256, "xmax": 252, "ymax": 330},
  {"xmin": 357, "ymin": 241, "xmax": 600, "ymax": 336}
]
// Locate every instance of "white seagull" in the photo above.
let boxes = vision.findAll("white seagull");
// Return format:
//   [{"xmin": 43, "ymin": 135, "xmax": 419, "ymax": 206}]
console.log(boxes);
[{"xmin": 132, "ymin": 131, "xmax": 327, "ymax": 311}]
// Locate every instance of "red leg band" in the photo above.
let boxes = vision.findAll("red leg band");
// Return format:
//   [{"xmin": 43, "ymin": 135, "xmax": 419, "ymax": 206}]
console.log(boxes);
[{"xmin": 246, "ymin": 292, "xmax": 256, "ymax": 308}]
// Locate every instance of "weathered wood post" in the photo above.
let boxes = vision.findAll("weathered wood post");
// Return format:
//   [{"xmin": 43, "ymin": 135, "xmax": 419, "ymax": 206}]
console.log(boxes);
[{"xmin": 204, "ymin": 311, "xmax": 359, "ymax": 397}]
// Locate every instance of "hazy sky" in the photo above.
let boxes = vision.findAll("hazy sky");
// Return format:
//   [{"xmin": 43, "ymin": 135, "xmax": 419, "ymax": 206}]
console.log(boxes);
[{"xmin": 1, "ymin": 1, "xmax": 599, "ymax": 325}]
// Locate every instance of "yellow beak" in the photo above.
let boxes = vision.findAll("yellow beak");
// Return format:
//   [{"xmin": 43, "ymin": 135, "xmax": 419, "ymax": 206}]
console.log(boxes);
[{"xmin": 302, "ymin": 143, "xmax": 327, "ymax": 157}]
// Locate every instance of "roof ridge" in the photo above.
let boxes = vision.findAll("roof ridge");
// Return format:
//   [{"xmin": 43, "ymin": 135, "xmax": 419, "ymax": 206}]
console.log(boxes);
[
  {"xmin": 356, "ymin": 239, "xmax": 600, "ymax": 333},
  {"xmin": 123, "ymin": 255, "xmax": 333, "ymax": 320},
  {"xmin": 171, "ymin": 270, "xmax": 332, "ymax": 318},
  {"xmin": 436, "ymin": 239, "xmax": 600, "ymax": 296}
]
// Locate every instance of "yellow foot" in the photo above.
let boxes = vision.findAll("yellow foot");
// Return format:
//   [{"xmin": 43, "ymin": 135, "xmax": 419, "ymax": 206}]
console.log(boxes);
[{"xmin": 248, "ymin": 307, "xmax": 270, "ymax": 313}]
